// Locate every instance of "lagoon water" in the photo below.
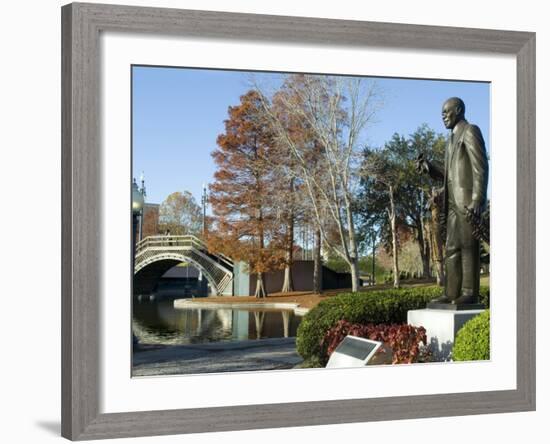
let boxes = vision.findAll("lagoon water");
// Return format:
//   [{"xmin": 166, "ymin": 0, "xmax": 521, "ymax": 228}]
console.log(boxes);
[{"xmin": 133, "ymin": 296, "xmax": 303, "ymax": 345}]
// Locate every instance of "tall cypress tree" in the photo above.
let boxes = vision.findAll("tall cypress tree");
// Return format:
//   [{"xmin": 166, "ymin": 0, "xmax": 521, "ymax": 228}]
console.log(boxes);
[{"xmin": 208, "ymin": 90, "xmax": 285, "ymax": 298}]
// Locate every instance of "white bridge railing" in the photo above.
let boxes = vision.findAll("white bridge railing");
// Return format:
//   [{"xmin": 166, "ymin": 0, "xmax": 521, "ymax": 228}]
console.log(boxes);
[{"xmin": 134, "ymin": 235, "xmax": 233, "ymax": 295}]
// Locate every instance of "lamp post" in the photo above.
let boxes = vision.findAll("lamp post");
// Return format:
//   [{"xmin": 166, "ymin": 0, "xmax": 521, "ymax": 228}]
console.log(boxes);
[
  {"xmin": 371, "ymin": 229, "xmax": 376, "ymax": 286},
  {"xmin": 131, "ymin": 178, "xmax": 145, "ymax": 347},
  {"xmin": 132, "ymin": 178, "xmax": 145, "ymax": 260},
  {"xmin": 198, "ymin": 183, "xmax": 208, "ymax": 288},
  {"xmin": 201, "ymin": 182, "xmax": 208, "ymax": 236},
  {"xmin": 139, "ymin": 172, "xmax": 146, "ymax": 240}
]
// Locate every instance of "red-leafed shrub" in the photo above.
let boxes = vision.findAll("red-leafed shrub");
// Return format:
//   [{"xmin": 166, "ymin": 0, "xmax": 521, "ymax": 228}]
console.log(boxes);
[{"xmin": 321, "ymin": 320, "xmax": 429, "ymax": 365}]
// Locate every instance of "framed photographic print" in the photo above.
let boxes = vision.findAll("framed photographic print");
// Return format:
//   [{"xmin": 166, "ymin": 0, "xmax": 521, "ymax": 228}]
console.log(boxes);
[{"xmin": 61, "ymin": 2, "xmax": 535, "ymax": 440}]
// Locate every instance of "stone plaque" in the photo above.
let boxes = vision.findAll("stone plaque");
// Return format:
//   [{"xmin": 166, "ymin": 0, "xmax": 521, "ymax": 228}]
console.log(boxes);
[{"xmin": 326, "ymin": 335, "xmax": 382, "ymax": 368}]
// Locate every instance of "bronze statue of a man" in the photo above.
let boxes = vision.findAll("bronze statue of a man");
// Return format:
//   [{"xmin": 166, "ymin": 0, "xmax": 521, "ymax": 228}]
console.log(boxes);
[{"xmin": 418, "ymin": 97, "xmax": 489, "ymax": 305}]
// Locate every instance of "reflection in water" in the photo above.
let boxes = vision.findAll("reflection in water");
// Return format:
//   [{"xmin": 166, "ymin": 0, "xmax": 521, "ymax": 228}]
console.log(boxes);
[{"xmin": 132, "ymin": 296, "xmax": 302, "ymax": 345}]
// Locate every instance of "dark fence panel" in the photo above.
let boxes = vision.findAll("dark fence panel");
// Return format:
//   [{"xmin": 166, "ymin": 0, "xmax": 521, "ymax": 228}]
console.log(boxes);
[{"xmin": 248, "ymin": 260, "xmax": 356, "ymax": 295}]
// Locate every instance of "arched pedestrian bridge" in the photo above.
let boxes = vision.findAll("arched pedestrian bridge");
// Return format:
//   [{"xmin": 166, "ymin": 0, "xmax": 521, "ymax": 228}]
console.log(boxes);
[{"xmin": 134, "ymin": 235, "xmax": 234, "ymax": 296}]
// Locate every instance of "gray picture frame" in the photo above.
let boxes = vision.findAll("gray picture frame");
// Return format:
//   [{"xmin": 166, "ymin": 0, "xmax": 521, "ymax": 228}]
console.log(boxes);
[{"xmin": 61, "ymin": 2, "xmax": 536, "ymax": 440}]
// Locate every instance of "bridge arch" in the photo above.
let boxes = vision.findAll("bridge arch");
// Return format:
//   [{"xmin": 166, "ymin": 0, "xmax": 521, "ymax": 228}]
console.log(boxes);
[
  {"xmin": 134, "ymin": 253, "xmax": 219, "ymax": 296},
  {"xmin": 133, "ymin": 236, "xmax": 233, "ymax": 296}
]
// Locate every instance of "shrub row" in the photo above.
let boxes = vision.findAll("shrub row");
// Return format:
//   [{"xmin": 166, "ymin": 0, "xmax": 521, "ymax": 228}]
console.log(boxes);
[
  {"xmin": 296, "ymin": 285, "xmax": 489, "ymax": 362},
  {"xmin": 452, "ymin": 309, "xmax": 490, "ymax": 361}
]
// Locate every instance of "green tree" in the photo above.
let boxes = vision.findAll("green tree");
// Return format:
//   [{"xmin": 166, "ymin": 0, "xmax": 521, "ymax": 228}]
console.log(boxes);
[
  {"xmin": 399, "ymin": 125, "xmax": 446, "ymax": 279},
  {"xmin": 412, "ymin": 127, "xmax": 446, "ymax": 284},
  {"xmin": 158, "ymin": 191, "xmax": 202, "ymax": 235},
  {"xmin": 357, "ymin": 125, "xmax": 446, "ymax": 286},
  {"xmin": 359, "ymin": 139, "xmax": 410, "ymax": 288}
]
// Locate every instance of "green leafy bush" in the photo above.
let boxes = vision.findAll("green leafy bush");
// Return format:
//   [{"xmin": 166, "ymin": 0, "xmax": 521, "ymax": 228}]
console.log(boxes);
[
  {"xmin": 452, "ymin": 310, "xmax": 490, "ymax": 361},
  {"xmin": 296, "ymin": 285, "xmax": 489, "ymax": 362},
  {"xmin": 478, "ymin": 286, "xmax": 490, "ymax": 309}
]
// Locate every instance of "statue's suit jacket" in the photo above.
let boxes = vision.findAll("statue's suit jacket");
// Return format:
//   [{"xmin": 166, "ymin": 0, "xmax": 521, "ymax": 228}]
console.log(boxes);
[
  {"xmin": 430, "ymin": 119, "xmax": 489, "ymax": 221},
  {"xmin": 428, "ymin": 118, "xmax": 488, "ymax": 298}
]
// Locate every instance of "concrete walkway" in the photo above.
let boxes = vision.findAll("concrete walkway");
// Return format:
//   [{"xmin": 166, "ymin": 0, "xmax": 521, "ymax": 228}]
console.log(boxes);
[{"xmin": 132, "ymin": 337, "xmax": 303, "ymax": 376}]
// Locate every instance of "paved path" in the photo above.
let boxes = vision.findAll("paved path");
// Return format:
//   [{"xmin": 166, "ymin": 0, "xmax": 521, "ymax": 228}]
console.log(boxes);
[{"xmin": 133, "ymin": 337, "xmax": 303, "ymax": 376}]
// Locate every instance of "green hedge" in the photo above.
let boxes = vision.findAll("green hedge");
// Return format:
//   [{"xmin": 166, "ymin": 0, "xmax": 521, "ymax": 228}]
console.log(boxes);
[
  {"xmin": 452, "ymin": 310, "xmax": 490, "ymax": 361},
  {"xmin": 296, "ymin": 285, "xmax": 489, "ymax": 361}
]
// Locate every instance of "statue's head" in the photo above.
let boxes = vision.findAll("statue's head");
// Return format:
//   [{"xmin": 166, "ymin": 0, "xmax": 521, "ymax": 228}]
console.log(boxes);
[{"xmin": 442, "ymin": 97, "xmax": 465, "ymax": 130}]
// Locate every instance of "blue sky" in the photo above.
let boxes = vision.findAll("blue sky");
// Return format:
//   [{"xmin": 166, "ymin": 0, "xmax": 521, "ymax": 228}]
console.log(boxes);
[{"xmin": 132, "ymin": 66, "xmax": 490, "ymax": 205}]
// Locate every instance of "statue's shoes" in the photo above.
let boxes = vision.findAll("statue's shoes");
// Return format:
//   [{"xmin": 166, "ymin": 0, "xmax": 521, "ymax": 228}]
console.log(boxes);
[
  {"xmin": 430, "ymin": 295, "xmax": 453, "ymax": 304},
  {"xmin": 452, "ymin": 294, "xmax": 479, "ymax": 305}
]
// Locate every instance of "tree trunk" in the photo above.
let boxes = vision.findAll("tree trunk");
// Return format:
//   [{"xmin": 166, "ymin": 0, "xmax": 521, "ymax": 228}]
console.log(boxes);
[
  {"xmin": 255, "ymin": 201, "xmax": 268, "ymax": 298},
  {"xmin": 254, "ymin": 272, "xmax": 267, "ymax": 298},
  {"xmin": 281, "ymin": 199, "xmax": 294, "ymax": 293},
  {"xmin": 343, "ymin": 191, "xmax": 361, "ymax": 293},
  {"xmin": 349, "ymin": 257, "xmax": 360, "ymax": 292},
  {"xmin": 313, "ymin": 228, "xmax": 323, "ymax": 294},
  {"xmin": 389, "ymin": 186, "xmax": 400, "ymax": 289},
  {"xmin": 417, "ymin": 193, "xmax": 431, "ymax": 278},
  {"xmin": 281, "ymin": 265, "xmax": 293, "ymax": 293},
  {"xmin": 417, "ymin": 217, "xmax": 431, "ymax": 278},
  {"xmin": 391, "ymin": 217, "xmax": 400, "ymax": 289},
  {"xmin": 430, "ymin": 202, "xmax": 445, "ymax": 287}
]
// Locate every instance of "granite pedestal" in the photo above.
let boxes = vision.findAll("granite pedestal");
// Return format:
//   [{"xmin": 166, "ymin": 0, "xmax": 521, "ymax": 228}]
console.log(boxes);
[{"xmin": 407, "ymin": 307, "xmax": 484, "ymax": 361}]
